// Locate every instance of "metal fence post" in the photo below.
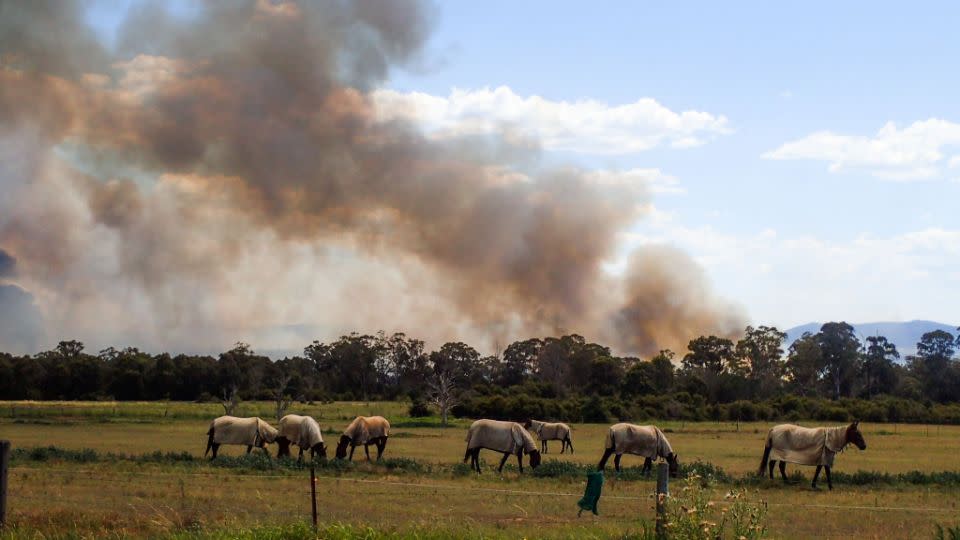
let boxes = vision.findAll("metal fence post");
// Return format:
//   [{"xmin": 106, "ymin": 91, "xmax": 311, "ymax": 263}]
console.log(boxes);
[
  {"xmin": 655, "ymin": 462, "xmax": 669, "ymax": 540},
  {"xmin": 310, "ymin": 465, "xmax": 318, "ymax": 530},
  {"xmin": 1, "ymin": 440, "xmax": 10, "ymax": 528}
]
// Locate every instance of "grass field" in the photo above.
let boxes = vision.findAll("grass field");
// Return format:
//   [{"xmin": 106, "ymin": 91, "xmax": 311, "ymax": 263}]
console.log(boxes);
[{"xmin": 1, "ymin": 401, "xmax": 959, "ymax": 539}]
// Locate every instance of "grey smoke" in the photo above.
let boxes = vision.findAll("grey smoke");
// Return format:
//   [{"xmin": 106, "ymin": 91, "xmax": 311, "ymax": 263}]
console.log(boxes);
[{"xmin": 0, "ymin": 0, "xmax": 743, "ymax": 355}]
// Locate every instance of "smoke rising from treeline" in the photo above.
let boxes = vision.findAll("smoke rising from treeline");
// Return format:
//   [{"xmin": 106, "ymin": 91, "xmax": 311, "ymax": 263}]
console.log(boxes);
[{"xmin": 0, "ymin": 0, "xmax": 743, "ymax": 356}]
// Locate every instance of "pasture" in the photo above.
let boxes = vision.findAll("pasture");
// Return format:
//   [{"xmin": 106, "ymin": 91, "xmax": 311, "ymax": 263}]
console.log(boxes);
[{"xmin": 0, "ymin": 401, "xmax": 958, "ymax": 539}]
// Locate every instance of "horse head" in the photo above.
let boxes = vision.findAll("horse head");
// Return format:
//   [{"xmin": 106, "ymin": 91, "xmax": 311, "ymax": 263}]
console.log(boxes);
[
  {"xmin": 275, "ymin": 436, "xmax": 291, "ymax": 458},
  {"xmin": 522, "ymin": 419, "xmax": 533, "ymax": 429},
  {"xmin": 335, "ymin": 435, "xmax": 351, "ymax": 459},
  {"xmin": 528, "ymin": 449, "xmax": 541, "ymax": 469},
  {"xmin": 847, "ymin": 420, "xmax": 866, "ymax": 450},
  {"xmin": 667, "ymin": 452, "xmax": 680, "ymax": 478},
  {"xmin": 313, "ymin": 442, "xmax": 328, "ymax": 460}
]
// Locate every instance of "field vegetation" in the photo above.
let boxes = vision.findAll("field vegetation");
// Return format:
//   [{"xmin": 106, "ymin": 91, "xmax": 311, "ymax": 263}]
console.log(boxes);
[{"xmin": 1, "ymin": 401, "xmax": 959, "ymax": 539}]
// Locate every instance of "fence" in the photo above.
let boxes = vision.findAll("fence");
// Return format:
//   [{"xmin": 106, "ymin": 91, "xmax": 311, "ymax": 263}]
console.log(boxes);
[{"xmin": 2, "ymin": 446, "xmax": 959, "ymax": 537}]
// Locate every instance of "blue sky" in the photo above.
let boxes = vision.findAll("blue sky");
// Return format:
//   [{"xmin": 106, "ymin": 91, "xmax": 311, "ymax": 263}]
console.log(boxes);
[
  {"xmin": 377, "ymin": 1, "xmax": 960, "ymax": 328},
  {"xmin": 79, "ymin": 1, "xmax": 960, "ymax": 333}
]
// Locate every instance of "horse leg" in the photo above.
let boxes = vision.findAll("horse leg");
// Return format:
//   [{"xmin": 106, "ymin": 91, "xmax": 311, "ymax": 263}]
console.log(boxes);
[
  {"xmin": 364, "ymin": 443, "xmax": 371, "ymax": 461},
  {"xmin": 642, "ymin": 457, "xmax": 652, "ymax": 477},
  {"xmin": 516, "ymin": 451, "xmax": 523, "ymax": 473},
  {"xmin": 614, "ymin": 454, "xmax": 623, "ymax": 473},
  {"xmin": 246, "ymin": 445, "xmax": 252, "ymax": 455},
  {"xmin": 779, "ymin": 461, "xmax": 788, "ymax": 483},
  {"xmin": 210, "ymin": 443, "xmax": 220, "ymax": 460},
  {"xmin": 566, "ymin": 437, "xmax": 574, "ymax": 454},
  {"xmin": 348, "ymin": 445, "xmax": 356, "ymax": 461},
  {"xmin": 497, "ymin": 452, "xmax": 510, "ymax": 473},
  {"xmin": 812, "ymin": 465, "xmax": 822, "ymax": 489},
  {"xmin": 768, "ymin": 459, "xmax": 775, "ymax": 479},
  {"xmin": 473, "ymin": 449, "xmax": 482, "ymax": 474},
  {"xmin": 825, "ymin": 465, "xmax": 832, "ymax": 490},
  {"xmin": 377, "ymin": 437, "xmax": 387, "ymax": 461},
  {"xmin": 597, "ymin": 448, "xmax": 614, "ymax": 471},
  {"xmin": 298, "ymin": 447, "xmax": 304, "ymax": 464},
  {"xmin": 560, "ymin": 438, "xmax": 566, "ymax": 454}
]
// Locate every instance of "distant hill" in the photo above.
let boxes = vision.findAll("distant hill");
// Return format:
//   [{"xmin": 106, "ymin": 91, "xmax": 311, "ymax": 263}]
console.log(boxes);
[{"xmin": 784, "ymin": 320, "xmax": 959, "ymax": 359}]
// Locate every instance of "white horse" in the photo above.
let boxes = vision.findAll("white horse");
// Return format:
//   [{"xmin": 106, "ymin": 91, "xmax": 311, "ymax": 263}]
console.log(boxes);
[
  {"xmin": 759, "ymin": 421, "xmax": 866, "ymax": 490},
  {"xmin": 524, "ymin": 419, "xmax": 574, "ymax": 453},
  {"xmin": 463, "ymin": 419, "xmax": 541, "ymax": 474},
  {"xmin": 205, "ymin": 416, "xmax": 278, "ymax": 459},
  {"xmin": 597, "ymin": 423, "xmax": 678, "ymax": 477}
]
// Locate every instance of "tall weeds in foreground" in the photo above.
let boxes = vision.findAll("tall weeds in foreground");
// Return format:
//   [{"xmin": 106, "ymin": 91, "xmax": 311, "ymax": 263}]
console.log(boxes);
[
  {"xmin": 935, "ymin": 524, "xmax": 960, "ymax": 540},
  {"xmin": 662, "ymin": 474, "xmax": 768, "ymax": 539}
]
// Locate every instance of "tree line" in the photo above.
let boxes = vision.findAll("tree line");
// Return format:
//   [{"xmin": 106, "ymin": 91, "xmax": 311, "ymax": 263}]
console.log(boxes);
[{"xmin": 2, "ymin": 322, "xmax": 960, "ymax": 423}]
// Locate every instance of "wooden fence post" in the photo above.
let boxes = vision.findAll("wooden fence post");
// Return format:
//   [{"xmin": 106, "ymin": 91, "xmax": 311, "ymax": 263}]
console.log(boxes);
[
  {"xmin": 655, "ymin": 462, "xmax": 669, "ymax": 540},
  {"xmin": 1, "ymin": 440, "xmax": 10, "ymax": 529},
  {"xmin": 310, "ymin": 465, "xmax": 318, "ymax": 530}
]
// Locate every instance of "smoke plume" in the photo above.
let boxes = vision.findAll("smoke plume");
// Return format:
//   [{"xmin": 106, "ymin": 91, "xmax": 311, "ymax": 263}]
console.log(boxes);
[{"xmin": 0, "ymin": 0, "xmax": 743, "ymax": 356}]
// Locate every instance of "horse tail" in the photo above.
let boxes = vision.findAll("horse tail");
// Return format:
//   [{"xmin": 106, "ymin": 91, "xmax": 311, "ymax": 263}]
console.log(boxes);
[
  {"xmin": 758, "ymin": 432, "xmax": 772, "ymax": 476},
  {"xmin": 565, "ymin": 434, "xmax": 574, "ymax": 453},
  {"xmin": 463, "ymin": 446, "xmax": 472, "ymax": 463},
  {"xmin": 205, "ymin": 426, "xmax": 214, "ymax": 458}
]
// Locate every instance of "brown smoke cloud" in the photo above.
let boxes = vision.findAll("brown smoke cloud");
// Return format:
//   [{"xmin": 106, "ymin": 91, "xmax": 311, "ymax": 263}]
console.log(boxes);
[{"xmin": 0, "ymin": 0, "xmax": 744, "ymax": 356}]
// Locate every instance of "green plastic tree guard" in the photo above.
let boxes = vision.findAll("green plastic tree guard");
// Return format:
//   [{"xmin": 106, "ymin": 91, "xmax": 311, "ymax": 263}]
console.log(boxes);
[{"xmin": 577, "ymin": 470, "xmax": 604, "ymax": 516}]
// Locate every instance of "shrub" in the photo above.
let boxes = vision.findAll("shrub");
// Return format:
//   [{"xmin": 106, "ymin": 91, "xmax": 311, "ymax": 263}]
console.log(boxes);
[
  {"xmin": 665, "ymin": 475, "xmax": 767, "ymax": 539},
  {"xmin": 531, "ymin": 459, "xmax": 589, "ymax": 478},
  {"xmin": 408, "ymin": 399, "xmax": 431, "ymax": 418}
]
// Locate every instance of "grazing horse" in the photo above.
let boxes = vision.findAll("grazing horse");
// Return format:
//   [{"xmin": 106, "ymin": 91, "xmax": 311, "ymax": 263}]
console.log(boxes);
[
  {"xmin": 597, "ymin": 423, "xmax": 679, "ymax": 477},
  {"xmin": 463, "ymin": 419, "xmax": 542, "ymax": 474},
  {"xmin": 759, "ymin": 420, "xmax": 866, "ymax": 490},
  {"xmin": 205, "ymin": 416, "xmax": 278, "ymax": 459},
  {"xmin": 523, "ymin": 419, "xmax": 574, "ymax": 454},
  {"xmin": 335, "ymin": 416, "xmax": 390, "ymax": 461},
  {"xmin": 276, "ymin": 414, "xmax": 327, "ymax": 462}
]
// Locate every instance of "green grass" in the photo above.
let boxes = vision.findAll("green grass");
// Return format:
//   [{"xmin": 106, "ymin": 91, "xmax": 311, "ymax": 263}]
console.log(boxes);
[{"xmin": 2, "ymin": 401, "xmax": 960, "ymax": 539}]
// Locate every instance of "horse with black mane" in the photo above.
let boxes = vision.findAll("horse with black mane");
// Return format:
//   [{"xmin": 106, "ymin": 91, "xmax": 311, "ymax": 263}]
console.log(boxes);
[{"xmin": 759, "ymin": 420, "xmax": 866, "ymax": 490}]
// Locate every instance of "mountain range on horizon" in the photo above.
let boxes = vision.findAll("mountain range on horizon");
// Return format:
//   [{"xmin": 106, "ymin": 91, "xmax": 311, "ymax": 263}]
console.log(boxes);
[{"xmin": 784, "ymin": 320, "xmax": 959, "ymax": 359}]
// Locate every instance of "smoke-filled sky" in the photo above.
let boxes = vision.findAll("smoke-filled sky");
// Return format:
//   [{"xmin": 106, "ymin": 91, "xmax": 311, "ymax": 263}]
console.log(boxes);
[{"xmin": 2, "ymin": 1, "xmax": 958, "ymax": 357}]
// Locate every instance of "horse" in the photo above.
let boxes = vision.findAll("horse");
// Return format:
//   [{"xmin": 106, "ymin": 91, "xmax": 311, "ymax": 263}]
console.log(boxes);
[
  {"xmin": 205, "ymin": 416, "xmax": 278, "ymax": 459},
  {"xmin": 276, "ymin": 414, "xmax": 327, "ymax": 462},
  {"xmin": 463, "ymin": 419, "xmax": 541, "ymax": 474},
  {"xmin": 758, "ymin": 420, "xmax": 866, "ymax": 490},
  {"xmin": 597, "ymin": 423, "xmax": 679, "ymax": 477},
  {"xmin": 335, "ymin": 415, "xmax": 390, "ymax": 461},
  {"xmin": 523, "ymin": 419, "xmax": 574, "ymax": 454}
]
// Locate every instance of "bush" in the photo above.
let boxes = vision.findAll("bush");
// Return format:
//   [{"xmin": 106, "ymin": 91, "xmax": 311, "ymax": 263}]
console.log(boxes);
[
  {"xmin": 531, "ymin": 459, "xmax": 590, "ymax": 478},
  {"xmin": 13, "ymin": 446, "xmax": 99, "ymax": 463},
  {"xmin": 665, "ymin": 475, "xmax": 767, "ymax": 539},
  {"xmin": 408, "ymin": 399, "xmax": 431, "ymax": 417},
  {"xmin": 581, "ymin": 395, "xmax": 610, "ymax": 423}
]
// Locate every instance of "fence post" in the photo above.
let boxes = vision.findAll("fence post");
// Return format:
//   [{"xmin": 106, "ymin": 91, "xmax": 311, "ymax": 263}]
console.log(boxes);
[
  {"xmin": 655, "ymin": 462, "xmax": 669, "ymax": 540},
  {"xmin": 1, "ymin": 440, "xmax": 10, "ymax": 529},
  {"xmin": 310, "ymin": 465, "xmax": 318, "ymax": 530}
]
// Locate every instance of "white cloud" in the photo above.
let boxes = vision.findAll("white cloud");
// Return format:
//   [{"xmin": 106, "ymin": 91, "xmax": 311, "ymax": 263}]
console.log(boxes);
[
  {"xmin": 373, "ymin": 86, "xmax": 731, "ymax": 154},
  {"xmin": 764, "ymin": 119, "xmax": 960, "ymax": 180},
  {"xmin": 587, "ymin": 168, "xmax": 685, "ymax": 194},
  {"xmin": 949, "ymin": 155, "xmax": 960, "ymax": 168},
  {"xmin": 616, "ymin": 216, "xmax": 960, "ymax": 328}
]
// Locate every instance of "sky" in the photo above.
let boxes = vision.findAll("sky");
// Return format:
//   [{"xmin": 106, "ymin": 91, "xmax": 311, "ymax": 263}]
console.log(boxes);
[
  {"xmin": 378, "ymin": 1, "xmax": 960, "ymax": 328},
  {"xmin": 1, "ymin": 1, "xmax": 958, "ymax": 357}
]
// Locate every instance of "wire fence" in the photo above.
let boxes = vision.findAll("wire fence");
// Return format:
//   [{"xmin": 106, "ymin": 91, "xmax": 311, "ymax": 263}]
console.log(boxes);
[{"xmin": 8, "ymin": 465, "xmax": 959, "ymax": 518}]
